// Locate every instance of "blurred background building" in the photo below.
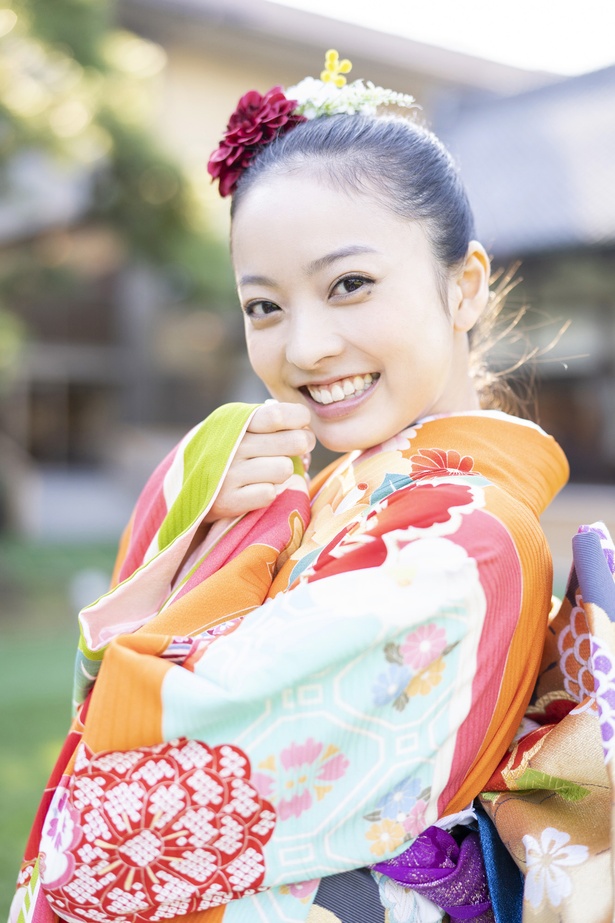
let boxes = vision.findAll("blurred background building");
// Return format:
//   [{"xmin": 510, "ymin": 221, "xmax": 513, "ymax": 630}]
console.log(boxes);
[{"xmin": 1, "ymin": 0, "xmax": 615, "ymax": 549}]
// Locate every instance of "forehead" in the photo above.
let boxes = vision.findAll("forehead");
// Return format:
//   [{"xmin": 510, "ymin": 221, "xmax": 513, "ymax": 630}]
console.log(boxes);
[{"xmin": 231, "ymin": 171, "xmax": 421, "ymax": 262}]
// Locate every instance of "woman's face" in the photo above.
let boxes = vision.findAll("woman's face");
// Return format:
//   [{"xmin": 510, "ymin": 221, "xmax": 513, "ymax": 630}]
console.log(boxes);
[{"xmin": 232, "ymin": 172, "xmax": 482, "ymax": 452}]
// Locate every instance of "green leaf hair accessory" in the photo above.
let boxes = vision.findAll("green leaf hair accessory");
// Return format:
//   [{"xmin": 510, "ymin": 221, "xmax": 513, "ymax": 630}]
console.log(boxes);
[{"xmin": 288, "ymin": 49, "xmax": 418, "ymax": 120}]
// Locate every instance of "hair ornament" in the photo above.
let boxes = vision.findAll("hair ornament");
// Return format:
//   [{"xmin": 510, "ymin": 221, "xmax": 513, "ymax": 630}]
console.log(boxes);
[
  {"xmin": 288, "ymin": 75, "xmax": 417, "ymax": 120},
  {"xmin": 207, "ymin": 50, "xmax": 418, "ymax": 197},
  {"xmin": 320, "ymin": 49, "xmax": 353, "ymax": 86}
]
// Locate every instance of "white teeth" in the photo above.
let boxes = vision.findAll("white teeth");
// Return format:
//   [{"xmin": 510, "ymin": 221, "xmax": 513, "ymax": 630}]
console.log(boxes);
[{"xmin": 307, "ymin": 374, "xmax": 379, "ymax": 405}]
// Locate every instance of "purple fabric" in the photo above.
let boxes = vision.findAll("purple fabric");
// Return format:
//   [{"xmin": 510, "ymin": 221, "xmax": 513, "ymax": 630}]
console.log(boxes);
[{"xmin": 373, "ymin": 825, "xmax": 494, "ymax": 922}]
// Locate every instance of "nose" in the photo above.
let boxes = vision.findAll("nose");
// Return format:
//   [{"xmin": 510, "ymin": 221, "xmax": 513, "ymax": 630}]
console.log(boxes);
[{"xmin": 285, "ymin": 305, "xmax": 343, "ymax": 371}]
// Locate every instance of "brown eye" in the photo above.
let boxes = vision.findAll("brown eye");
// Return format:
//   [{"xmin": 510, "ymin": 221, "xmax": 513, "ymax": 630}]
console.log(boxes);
[
  {"xmin": 245, "ymin": 300, "xmax": 280, "ymax": 318},
  {"xmin": 331, "ymin": 275, "xmax": 374, "ymax": 296}
]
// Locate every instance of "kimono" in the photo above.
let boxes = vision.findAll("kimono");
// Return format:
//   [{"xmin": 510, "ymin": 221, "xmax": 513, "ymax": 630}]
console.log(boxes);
[{"xmin": 11, "ymin": 405, "xmax": 571, "ymax": 923}]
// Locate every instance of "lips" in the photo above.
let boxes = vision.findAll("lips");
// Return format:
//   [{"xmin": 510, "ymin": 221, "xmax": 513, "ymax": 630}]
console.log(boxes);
[{"xmin": 305, "ymin": 373, "xmax": 379, "ymax": 405}]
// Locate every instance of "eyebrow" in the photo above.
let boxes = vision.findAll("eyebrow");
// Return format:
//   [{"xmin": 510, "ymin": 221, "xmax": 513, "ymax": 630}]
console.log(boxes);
[
  {"xmin": 238, "ymin": 245, "xmax": 380, "ymax": 289},
  {"xmin": 306, "ymin": 245, "xmax": 380, "ymax": 275}
]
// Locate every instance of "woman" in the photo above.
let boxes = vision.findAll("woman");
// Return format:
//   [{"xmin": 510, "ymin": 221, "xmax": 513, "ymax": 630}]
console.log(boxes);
[{"xmin": 12, "ymin": 53, "xmax": 577, "ymax": 923}]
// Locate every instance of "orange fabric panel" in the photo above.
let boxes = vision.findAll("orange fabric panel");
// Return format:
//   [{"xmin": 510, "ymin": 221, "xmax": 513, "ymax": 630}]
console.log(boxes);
[
  {"xmin": 82, "ymin": 633, "xmax": 172, "ymax": 751},
  {"xmin": 144, "ymin": 542, "xmax": 281, "ymax": 637}
]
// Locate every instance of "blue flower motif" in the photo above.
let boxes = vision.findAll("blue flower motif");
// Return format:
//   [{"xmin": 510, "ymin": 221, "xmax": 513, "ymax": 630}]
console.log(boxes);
[
  {"xmin": 372, "ymin": 663, "xmax": 411, "ymax": 706},
  {"xmin": 378, "ymin": 776, "xmax": 421, "ymax": 820}
]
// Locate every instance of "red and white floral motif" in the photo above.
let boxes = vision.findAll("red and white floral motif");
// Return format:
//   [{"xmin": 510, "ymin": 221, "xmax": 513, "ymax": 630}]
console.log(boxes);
[
  {"xmin": 40, "ymin": 738, "xmax": 276, "ymax": 923},
  {"xmin": 410, "ymin": 448, "xmax": 474, "ymax": 480}
]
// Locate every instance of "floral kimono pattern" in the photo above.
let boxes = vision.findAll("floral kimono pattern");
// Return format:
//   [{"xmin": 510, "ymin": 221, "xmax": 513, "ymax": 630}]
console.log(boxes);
[
  {"xmin": 10, "ymin": 406, "xmax": 569, "ymax": 923},
  {"xmin": 479, "ymin": 521, "xmax": 615, "ymax": 922}
]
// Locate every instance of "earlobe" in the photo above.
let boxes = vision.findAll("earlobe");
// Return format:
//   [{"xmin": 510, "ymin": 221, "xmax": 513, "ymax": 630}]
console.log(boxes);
[{"xmin": 452, "ymin": 241, "xmax": 491, "ymax": 333}]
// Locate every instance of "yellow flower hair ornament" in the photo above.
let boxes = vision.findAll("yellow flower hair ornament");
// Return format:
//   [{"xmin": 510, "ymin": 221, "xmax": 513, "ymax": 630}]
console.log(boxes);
[
  {"xmin": 289, "ymin": 50, "xmax": 417, "ymax": 120},
  {"xmin": 320, "ymin": 49, "xmax": 353, "ymax": 87},
  {"xmin": 208, "ymin": 50, "xmax": 418, "ymax": 196}
]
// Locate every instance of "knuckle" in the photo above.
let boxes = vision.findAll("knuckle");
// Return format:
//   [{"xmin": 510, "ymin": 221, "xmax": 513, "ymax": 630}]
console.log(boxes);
[
  {"xmin": 279, "ymin": 401, "xmax": 306, "ymax": 426},
  {"xmin": 281, "ymin": 455, "xmax": 295, "ymax": 478},
  {"xmin": 249, "ymin": 405, "xmax": 275, "ymax": 433},
  {"xmin": 290, "ymin": 431, "xmax": 312, "ymax": 456},
  {"xmin": 259, "ymin": 483, "xmax": 277, "ymax": 506},
  {"xmin": 266, "ymin": 404, "xmax": 284, "ymax": 429},
  {"xmin": 250, "ymin": 406, "xmax": 267, "ymax": 427},
  {"xmin": 300, "ymin": 430, "xmax": 315, "ymax": 453}
]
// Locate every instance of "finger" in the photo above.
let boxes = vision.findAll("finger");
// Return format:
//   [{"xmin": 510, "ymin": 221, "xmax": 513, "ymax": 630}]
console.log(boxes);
[
  {"xmin": 238, "ymin": 428, "xmax": 316, "ymax": 460},
  {"xmin": 206, "ymin": 482, "xmax": 277, "ymax": 521},
  {"xmin": 228, "ymin": 455, "xmax": 296, "ymax": 487},
  {"xmin": 248, "ymin": 401, "xmax": 312, "ymax": 434}
]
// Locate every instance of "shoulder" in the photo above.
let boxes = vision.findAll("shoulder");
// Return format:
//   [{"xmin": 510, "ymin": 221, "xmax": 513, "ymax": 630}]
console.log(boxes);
[{"xmin": 306, "ymin": 411, "xmax": 565, "ymax": 586}]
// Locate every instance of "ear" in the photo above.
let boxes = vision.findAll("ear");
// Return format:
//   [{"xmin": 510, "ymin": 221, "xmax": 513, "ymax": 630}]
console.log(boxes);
[{"xmin": 450, "ymin": 241, "xmax": 490, "ymax": 333}]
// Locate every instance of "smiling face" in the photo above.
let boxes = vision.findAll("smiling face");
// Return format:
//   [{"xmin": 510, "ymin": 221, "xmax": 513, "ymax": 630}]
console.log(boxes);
[{"xmin": 232, "ymin": 171, "xmax": 487, "ymax": 452}]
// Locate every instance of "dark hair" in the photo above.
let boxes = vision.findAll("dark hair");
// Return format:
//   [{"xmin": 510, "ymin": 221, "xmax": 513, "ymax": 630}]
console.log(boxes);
[
  {"xmin": 231, "ymin": 113, "xmax": 529, "ymax": 416},
  {"xmin": 231, "ymin": 113, "xmax": 475, "ymax": 280}
]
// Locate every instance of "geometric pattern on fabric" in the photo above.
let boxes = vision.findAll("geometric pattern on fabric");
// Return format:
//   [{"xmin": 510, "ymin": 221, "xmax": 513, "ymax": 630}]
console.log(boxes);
[{"xmin": 40, "ymin": 739, "xmax": 275, "ymax": 922}]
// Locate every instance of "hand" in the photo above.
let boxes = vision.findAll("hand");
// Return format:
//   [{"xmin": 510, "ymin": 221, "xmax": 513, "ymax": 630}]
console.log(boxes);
[{"xmin": 204, "ymin": 402, "xmax": 315, "ymax": 522}]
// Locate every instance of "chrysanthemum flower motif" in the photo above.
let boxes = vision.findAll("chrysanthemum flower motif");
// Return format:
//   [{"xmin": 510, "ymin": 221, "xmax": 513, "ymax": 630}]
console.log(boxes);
[
  {"xmin": 406, "ymin": 657, "xmax": 446, "ymax": 697},
  {"xmin": 39, "ymin": 739, "xmax": 276, "ymax": 922},
  {"xmin": 557, "ymin": 601, "xmax": 596, "ymax": 707},
  {"xmin": 522, "ymin": 827, "xmax": 588, "ymax": 910},
  {"xmin": 410, "ymin": 448, "xmax": 474, "ymax": 481},
  {"xmin": 366, "ymin": 819, "xmax": 406, "ymax": 857},
  {"xmin": 402, "ymin": 799, "xmax": 428, "ymax": 839},
  {"xmin": 320, "ymin": 49, "xmax": 353, "ymax": 87},
  {"xmin": 401, "ymin": 623, "xmax": 447, "ymax": 670},
  {"xmin": 377, "ymin": 777, "xmax": 421, "ymax": 823},
  {"xmin": 372, "ymin": 663, "xmax": 412, "ymax": 706}
]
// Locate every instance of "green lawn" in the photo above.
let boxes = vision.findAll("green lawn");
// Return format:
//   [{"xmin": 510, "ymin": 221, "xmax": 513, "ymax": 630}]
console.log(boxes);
[{"xmin": 0, "ymin": 539, "xmax": 116, "ymax": 918}]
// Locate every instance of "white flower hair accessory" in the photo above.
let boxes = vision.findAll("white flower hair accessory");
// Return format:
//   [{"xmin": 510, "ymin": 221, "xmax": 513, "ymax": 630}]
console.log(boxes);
[
  {"xmin": 207, "ymin": 50, "xmax": 418, "ymax": 197},
  {"xmin": 288, "ymin": 50, "xmax": 418, "ymax": 120}
]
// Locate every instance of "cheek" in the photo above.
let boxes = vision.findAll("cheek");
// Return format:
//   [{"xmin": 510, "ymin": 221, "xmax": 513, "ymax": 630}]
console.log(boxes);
[
  {"xmin": 397, "ymin": 311, "xmax": 454, "ymax": 359},
  {"xmin": 245, "ymin": 337, "xmax": 265, "ymax": 379},
  {"xmin": 245, "ymin": 331, "xmax": 279, "ymax": 385}
]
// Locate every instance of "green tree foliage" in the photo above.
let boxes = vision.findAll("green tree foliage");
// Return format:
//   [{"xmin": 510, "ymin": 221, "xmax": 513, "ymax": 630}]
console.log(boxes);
[{"xmin": 0, "ymin": 0, "xmax": 234, "ymax": 304}]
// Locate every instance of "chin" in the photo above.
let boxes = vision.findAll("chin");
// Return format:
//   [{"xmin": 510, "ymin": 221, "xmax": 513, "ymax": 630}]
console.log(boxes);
[{"xmin": 315, "ymin": 425, "xmax": 386, "ymax": 455}]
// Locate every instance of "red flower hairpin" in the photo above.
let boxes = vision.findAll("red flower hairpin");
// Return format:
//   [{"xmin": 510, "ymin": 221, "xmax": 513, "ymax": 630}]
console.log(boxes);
[
  {"xmin": 207, "ymin": 85, "xmax": 306, "ymax": 197},
  {"xmin": 206, "ymin": 51, "xmax": 417, "ymax": 198}
]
